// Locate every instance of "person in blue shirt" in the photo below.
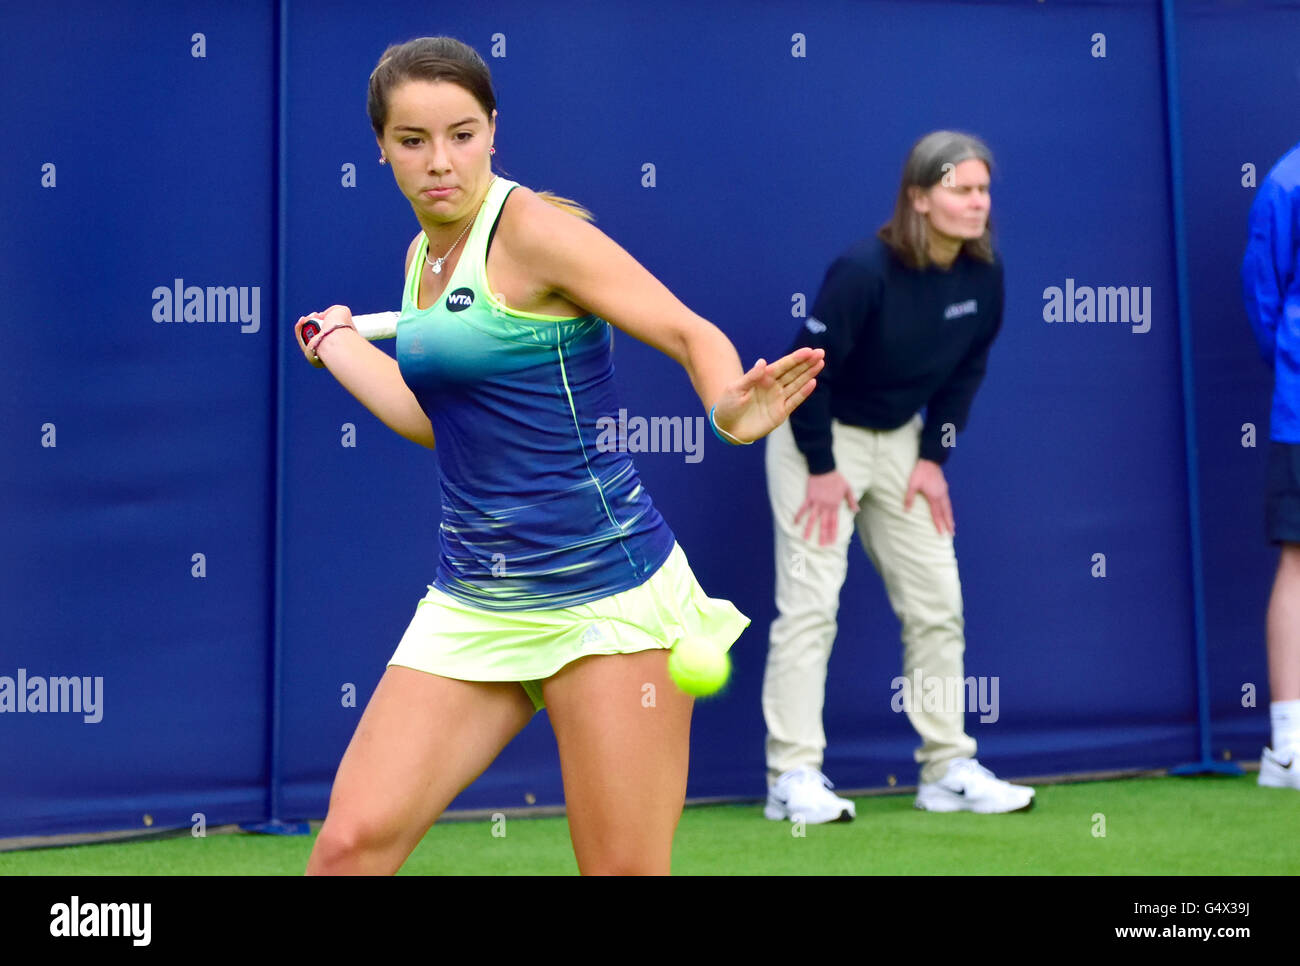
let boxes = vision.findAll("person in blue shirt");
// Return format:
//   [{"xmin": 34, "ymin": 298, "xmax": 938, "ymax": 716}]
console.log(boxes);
[{"xmin": 1242, "ymin": 140, "xmax": 1300, "ymax": 790}]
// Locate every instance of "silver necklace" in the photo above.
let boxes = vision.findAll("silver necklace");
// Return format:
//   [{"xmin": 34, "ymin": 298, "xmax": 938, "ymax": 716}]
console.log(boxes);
[{"xmin": 425, "ymin": 178, "xmax": 495, "ymax": 275}]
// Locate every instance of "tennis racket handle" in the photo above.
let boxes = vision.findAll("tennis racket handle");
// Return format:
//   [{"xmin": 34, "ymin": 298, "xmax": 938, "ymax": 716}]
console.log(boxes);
[{"xmin": 299, "ymin": 311, "xmax": 399, "ymax": 346}]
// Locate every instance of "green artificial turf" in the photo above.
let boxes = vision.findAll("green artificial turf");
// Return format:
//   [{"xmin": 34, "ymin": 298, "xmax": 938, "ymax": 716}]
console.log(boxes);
[{"xmin": 2, "ymin": 775, "xmax": 1296, "ymax": 876}]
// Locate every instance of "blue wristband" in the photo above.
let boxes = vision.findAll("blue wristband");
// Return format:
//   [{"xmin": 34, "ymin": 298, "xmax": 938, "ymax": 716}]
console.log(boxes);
[{"xmin": 710, "ymin": 405, "xmax": 752, "ymax": 445}]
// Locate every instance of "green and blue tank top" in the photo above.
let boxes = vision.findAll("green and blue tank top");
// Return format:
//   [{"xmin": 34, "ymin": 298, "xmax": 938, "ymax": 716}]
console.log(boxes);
[{"xmin": 396, "ymin": 177, "xmax": 676, "ymax": 610}]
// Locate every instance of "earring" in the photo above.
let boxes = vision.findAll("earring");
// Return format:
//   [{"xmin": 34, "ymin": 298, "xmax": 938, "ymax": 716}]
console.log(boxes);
[
  {"xmin": 379, "ymin": 155, "xmax": 388, "ymax": 165},
  {"xmin": 489, "ymin": 146, "xmax": 496, "ymax": 156}
]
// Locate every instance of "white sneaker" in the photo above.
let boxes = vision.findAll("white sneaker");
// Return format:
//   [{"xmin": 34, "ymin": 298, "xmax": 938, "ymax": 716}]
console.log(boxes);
[
  {"xmin": 1259, "ymin": 747, "xmax": 1300, "ymax": 789},
  {"xmin": 764, "ymin": 767, "xmax": 856, "ymax": 823},
  {"xmin": 914, "ymin": 757, "xmax": 1035, "ymax": 814}
]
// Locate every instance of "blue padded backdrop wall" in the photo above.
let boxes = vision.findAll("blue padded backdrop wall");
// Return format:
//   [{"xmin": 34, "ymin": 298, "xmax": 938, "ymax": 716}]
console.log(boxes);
[
  {"xmin": 1, "ymin": 1, "xmax": 276, "ymax": 835},
  {"xmin": 1175, "ymin": 0, "xmax": 1300, "ymax": 760},
  {"xmin": 2, "ymin": 0, "xmax": 1294, "ymax": 839}
]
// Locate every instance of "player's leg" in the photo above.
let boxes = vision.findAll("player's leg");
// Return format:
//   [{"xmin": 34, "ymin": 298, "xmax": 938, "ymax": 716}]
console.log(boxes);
[
  {"xmin": 307, "ymin": 666, "xmax": 535, "ymax": 874},
  {"xmin": 856, "ymin": 415, "xmax": 1030, "ymax": 812},
  {"xmin": 541, "ymin": 648, "xmax": 692, "ymax": 875}
]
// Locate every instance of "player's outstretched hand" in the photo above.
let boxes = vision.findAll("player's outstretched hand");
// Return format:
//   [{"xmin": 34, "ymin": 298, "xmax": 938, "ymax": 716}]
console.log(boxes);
[
  {"xmin": 711, "ymin": 347, "xmax": 824, "ymax": 444},
  {"xmin": 294, "ymin": 305, "xmax": 355, "ymax": 368}
]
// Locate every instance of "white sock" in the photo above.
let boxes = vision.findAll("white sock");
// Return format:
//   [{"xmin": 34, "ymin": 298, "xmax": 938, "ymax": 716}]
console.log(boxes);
[{"xmin": 1270, "ymin": 700, "xmax": 1300, "ymax": 758}]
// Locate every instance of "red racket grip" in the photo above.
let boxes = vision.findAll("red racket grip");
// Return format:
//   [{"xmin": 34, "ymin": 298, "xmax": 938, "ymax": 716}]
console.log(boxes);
[{"xmin": 299, "ymin": 318, "xmax": 322, "ymax": 347}]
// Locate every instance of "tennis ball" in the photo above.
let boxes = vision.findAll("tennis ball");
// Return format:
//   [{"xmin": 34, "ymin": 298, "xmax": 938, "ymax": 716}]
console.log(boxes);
[{"xmin": 668, "ymin": 639, "xmax": 731, "ymax": 697}]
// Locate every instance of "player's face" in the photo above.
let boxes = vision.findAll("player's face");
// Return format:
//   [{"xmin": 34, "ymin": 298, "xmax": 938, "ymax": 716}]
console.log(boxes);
[
  {"xmin": 911, "ymin": 158, "xmax": 991, "ymax": 243},
  {"xmin": 379, "ymin": 80, "xmax": 496, "ymax": 224}
]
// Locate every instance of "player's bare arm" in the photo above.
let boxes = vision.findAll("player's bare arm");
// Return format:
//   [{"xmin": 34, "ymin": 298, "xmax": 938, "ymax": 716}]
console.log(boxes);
[
  {"xmin": 292, "ymin": 238, "xmax": 435, "ymax": 450},
  {"xmin": 495, "ymin": 187, "xmax": 823, "ymax": 441}
]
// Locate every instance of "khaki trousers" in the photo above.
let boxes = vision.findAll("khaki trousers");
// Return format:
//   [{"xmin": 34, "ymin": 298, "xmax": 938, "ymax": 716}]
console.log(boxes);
[{"xmin": 762, "ymin": 416, "xmax": 976, "ymax": 785}]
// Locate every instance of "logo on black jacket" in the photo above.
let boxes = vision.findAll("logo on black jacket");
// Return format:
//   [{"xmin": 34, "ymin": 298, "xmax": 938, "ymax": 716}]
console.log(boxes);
[
  {"xmin": 446, "ymin": 287, "xmax": 475, "ymax": 312},
  {"xmin": 944, "ymin": 299, "xmax": 978, "ymax": 321}
]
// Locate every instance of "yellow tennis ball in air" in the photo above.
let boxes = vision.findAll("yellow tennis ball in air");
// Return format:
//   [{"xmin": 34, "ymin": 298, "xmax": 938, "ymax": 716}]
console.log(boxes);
[{"xmin": 668, "ymin": 639, "xmax": 731, "ymax": 697}]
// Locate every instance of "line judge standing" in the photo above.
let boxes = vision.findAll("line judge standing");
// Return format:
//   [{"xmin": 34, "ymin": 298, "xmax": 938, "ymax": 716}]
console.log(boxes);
[{"xmin": 761, "ymin": 131, "xmax": 1035, "ymax": 822}]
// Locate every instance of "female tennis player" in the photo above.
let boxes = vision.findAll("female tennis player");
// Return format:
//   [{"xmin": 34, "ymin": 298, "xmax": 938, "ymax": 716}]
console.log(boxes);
[{"xmin": 297, "ymin": 36, "xmax": 823, "ymax": 875}]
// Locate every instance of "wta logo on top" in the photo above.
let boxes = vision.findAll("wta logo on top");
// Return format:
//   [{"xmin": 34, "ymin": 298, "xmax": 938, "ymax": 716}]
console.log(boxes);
[
  {"xmin": 1043, "ymin": 279, "xmax": 1152, "ymax": 334},
  {"xmin": 151, "ymin": 279, "xmax": 261, "ymax": 334}
]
